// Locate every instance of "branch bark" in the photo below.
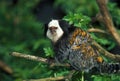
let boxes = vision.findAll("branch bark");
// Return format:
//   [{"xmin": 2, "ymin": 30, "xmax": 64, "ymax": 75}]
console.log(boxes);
[
  {"xmin": 88, "ymin": 28, "xmax": 107, "ymax": 33},
  {"xmin": 23, "ymin": 76, "xmax": 65, "ymax": 81},
  {"xmin": 96, "ymin": 0, "xmax": 120, "ymax": 45},
  {"xmin": 10, "ymin": 52, "xmax": 70, "ymax": 67},
  {"xmin": 93, "ymin": 42, "xmax": 120, "ymax": 62},
  {"xmin": 0, "ymin": 60, "xmax": 13, "ymax": 74},
  {"xmin": 11, "ymin": 52, "xmax": 49, "ymax": 63}
]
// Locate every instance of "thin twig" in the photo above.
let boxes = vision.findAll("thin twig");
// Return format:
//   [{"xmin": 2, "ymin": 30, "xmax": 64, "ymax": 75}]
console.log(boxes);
[{"xmin": 96, "ymin": 0, "xmax": 120, "ymax": 45}]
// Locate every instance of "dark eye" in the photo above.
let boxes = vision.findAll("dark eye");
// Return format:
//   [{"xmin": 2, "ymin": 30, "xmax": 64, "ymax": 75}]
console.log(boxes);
[
  {"xmin": 54, "ymin": 27, "xmax": 58, "ymax": 29},
  {"xmin": 49, "ymin": 26, "xmax": 58, "ymax": 30}
]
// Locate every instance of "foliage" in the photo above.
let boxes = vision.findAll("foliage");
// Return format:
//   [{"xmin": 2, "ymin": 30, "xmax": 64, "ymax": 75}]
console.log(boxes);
[
  {"xmin": 43, "ymin": 47, "xmax": 54, "ymax": 57},
  {"xmin": 92, "ymin": 74, "xmax": 120, "ymax": 81},
  {"xmin": 0, "ymin": 0, "xmax": 51, "ymax": 80},
  {"xmin": 0, "ymin": 0, "xmax": 120, "ymax": 81},
  {"xmin": 63, "ymin": 13, "xmax": 91, "ymax": 30}
]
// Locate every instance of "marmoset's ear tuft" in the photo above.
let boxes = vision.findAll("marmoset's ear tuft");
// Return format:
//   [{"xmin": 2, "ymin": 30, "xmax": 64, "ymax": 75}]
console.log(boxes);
[{"xmin": 58, "ymin": 20, "xmax": 75, "ymax": 34}]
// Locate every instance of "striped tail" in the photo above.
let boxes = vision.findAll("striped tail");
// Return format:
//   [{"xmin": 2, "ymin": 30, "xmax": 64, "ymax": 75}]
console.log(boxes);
[{"xmin": 100, "ymin": 63, "xmax": 120, "ymax": 73}]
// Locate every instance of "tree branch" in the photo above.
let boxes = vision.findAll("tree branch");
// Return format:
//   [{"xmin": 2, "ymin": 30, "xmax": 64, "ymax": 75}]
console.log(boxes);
[
  {"xmin": 88, "ymin": 28, "xmax": 107, "ymax": 33},
  {"xmin": 23, "ymin": 70, "xmax": 75, "ymax": 81},
  {"xmin": 93, "ymin": 42, "xmax": 120, "ymax": 62},
  {"xmin": 0, "ymin": 60, "xmax": 13, "ymax": 74},
  {"xmin": 11, "ymin": 52, "xmax": 48, "ymax": 63},
  {"xmin": 10, "ymin": 52, "xmax": 75, "ymax": 81},
  {"xmin": 96, "ymin": 0, "xmax": 120, "ymax": 45},
  {"xmin": 10, "ymin": 52, "xmax": 70, "ymax": 67},
  {"xmin": 23, "ymin": 76, "xmax": 65, "ymax": 81},
  {"xmin": 10, "ymin": 44, "xmax": 120, "ymax": 65}
]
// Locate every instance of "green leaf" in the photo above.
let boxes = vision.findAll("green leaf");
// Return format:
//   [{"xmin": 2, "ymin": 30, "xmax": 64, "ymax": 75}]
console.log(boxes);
[
  {"xmin": 43, "ymin": 47, "xmax": 54, "ymax": 57},
  {"xmin": 63, "ymin": 13, "xmax": 91, "ymax": 30}
]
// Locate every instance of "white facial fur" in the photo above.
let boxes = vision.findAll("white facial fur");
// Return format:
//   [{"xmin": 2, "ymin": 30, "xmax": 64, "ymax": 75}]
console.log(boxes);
[{"xmin": 46, "ymin": 20, "xmax": 64, "ymax": 43}]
